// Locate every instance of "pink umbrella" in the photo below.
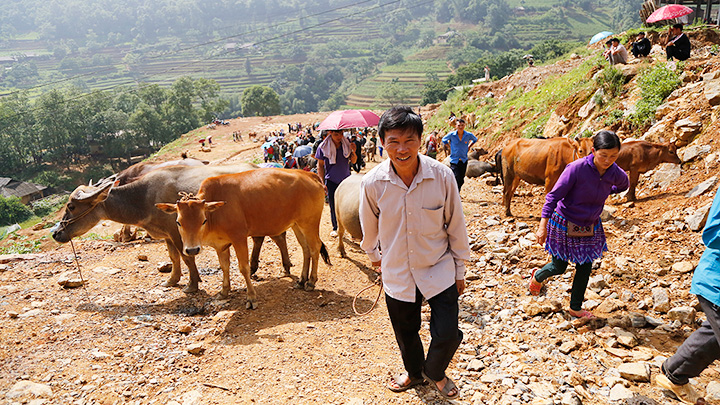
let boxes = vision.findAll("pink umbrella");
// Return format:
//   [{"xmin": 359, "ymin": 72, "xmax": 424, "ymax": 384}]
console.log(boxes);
[
  {"xmin": 316, "ymin": 109, "xmax": 380, "ymax": 131},
  {"xmin": 646, "ymin": 4, "xmax": 693, "ymax": 23}
]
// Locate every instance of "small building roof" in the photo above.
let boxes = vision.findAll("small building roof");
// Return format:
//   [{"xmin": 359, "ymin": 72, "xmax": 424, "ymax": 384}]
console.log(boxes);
[{"xmin": 0, "ymin": 177, "xmax": 46, "ymax": 199}]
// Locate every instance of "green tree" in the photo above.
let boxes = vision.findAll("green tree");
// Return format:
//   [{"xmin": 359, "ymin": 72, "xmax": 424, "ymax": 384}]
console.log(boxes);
[
  {"xmin": 241, "ymin": 85, "xmax": 281, "ymax": 117},
  {"xmin": 0, "ymin": 196, "xmax": 32, "ymax": 226},
  {"xmin": 377, "ymin": 79, "xmax": 409, "ymax": 106}
]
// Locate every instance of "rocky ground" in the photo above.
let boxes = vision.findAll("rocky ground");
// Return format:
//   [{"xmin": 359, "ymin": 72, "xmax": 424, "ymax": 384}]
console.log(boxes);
[{"xmin": 5, "ymin": 47, "xmax": 720, "ymax": 404}]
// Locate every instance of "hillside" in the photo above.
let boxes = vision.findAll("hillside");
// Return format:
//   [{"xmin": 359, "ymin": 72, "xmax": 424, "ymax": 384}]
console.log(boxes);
[
  {"xmin": 5, "ymin": 26, "xmax": 720, "ymax": 405},
  {"xmin": 0, "ymin": 0, "xmax": 641, "ymax": 114}
]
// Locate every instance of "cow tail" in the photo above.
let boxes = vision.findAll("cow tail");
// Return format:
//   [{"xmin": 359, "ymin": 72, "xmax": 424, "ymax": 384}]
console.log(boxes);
[
  {"xmin": 495, "ymin": 150, "xmax": 504, "ymax": 185},
  {"xmin": 320, "ymin": 242, "xmax": 332, "ymax": 266}
]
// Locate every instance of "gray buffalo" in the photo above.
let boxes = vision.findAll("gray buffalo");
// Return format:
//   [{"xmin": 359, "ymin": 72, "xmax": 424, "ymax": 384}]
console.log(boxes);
[
  {"xmin": 334, "ymin": 174, "xmax": 363, "ymax": 257},
  {"xmin": 52, "ymin": 164, "xmax": 291, "ymax": 293}
]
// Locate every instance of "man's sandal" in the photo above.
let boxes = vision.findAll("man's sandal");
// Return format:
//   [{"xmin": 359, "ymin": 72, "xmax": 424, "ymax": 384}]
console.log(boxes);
[
  {"xmin": 568, "ymin": 309, "xmax": 596, "ymax": 319},
  {"xmin": 422, "ymin": 371, "xmax": 460, "ymax": 399},
  {"xmin": 528, "ymin": 268, "xmax": 542, "ymax": 296},
  {"xmin": 386, "ymin": 373, "xmax": 426, "ymax": 393}
]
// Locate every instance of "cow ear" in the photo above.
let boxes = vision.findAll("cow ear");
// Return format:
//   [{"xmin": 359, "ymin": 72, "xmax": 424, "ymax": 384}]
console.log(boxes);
[
  {"xmin": 205, "ymin": 201, "xmax": 225, "ymax": 212},
  {"xmin": 156, "ymin": 203, "xmax": 178, "ymax": 214},
  {"xmin": 75, "ymin": 182, "xmax": 113, "ymax": 203}
]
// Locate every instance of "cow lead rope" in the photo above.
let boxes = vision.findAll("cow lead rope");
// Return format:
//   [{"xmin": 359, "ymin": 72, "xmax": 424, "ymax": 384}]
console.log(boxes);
[
  {"xmin": 69, "ymin": 239, "xmax": 92, "ymax": 304},
  {"xmin": 352, "ymin": 274, "xmax": 382, "ymax": 316}
]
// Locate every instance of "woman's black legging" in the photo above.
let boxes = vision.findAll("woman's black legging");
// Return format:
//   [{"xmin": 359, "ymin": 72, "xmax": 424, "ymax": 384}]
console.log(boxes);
[{"xmin": 534, "ymin": 256, "xmax": 593, "ymax": 311}]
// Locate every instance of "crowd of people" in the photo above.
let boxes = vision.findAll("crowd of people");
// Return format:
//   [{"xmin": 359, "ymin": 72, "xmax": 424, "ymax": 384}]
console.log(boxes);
[{"xmin": 603, "ymin": 23, "xmax": 691, "ymax": 66}]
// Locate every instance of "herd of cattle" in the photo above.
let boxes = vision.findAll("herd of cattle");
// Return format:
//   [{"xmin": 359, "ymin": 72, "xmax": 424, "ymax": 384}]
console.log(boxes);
[{"xmin": 50, "ymin": 135, "xmax": 681, "ymax": 308}]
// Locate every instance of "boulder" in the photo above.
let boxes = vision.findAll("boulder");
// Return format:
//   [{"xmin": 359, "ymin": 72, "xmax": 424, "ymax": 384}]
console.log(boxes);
[
  {"xmin": 671, "ymin": 261, "xmax": 695, "ymax": 274},
  {"xmin": 5, "ymin": 381, "xmax": 53, "ymax": 399},
  {"xmin": 618, "ymin": 362, "xmax": 650, "ymax": 382},
  {"xmin": 705, "ymin": 79, "xmax": 720, "ymax": 106},
  {"xmin": 543, "ymin": 110, "xmax": 571, "ymax": 138},
  {"xmin": 707, "ymin": 381, "xmax": 720, "ymax": 400},
  {"xmin": 652, "ymin": 287, "xmax": 670, "ymax": 313},
  {"xmin": 686, "ymin": 176, "xmax": 717, "ymax": 198},
  {"xmin": 668, "ymin": 306, "xmax": 696, "ymax": 324},
  {"xmin": 650, "ymin": 163, "xmax": 682, "ymax": 190},
  {"xmin": 685, "ymin": 203, "xmax": 712, "ymax": 232},
  {"xmin": 680, "ymin": 144, "xmax": 711, "ymax": 163}
]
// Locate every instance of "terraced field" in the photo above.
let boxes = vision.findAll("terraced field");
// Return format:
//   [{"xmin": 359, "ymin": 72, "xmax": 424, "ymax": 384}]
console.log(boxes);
[{"xmin": 344, "ymin": 54, "xmax": 452, "ymax": 108}]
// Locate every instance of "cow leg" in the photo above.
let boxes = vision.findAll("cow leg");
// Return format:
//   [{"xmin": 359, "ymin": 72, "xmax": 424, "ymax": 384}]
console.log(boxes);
[
  {"xmin": 232, "ymin": 239, "xmax": 257, "ymax": 309},
  {"xmin": 292, "ymin": 226, "xmax": 313, "ymax": 290},
  {"xmin": 270, "ymin": 232, "xmax": 292, "ymax": 277},
  {"xmin": 627, "ymin": 170, "xmax": 639, "ymax": 201},
  {"xmin": 296, "ymin": 223, "xmax": 322, "ymax": 291},
  {"xmin": 249, "ymin": 236, "xmax": 264, "ymax": 276},
  {"xmin": 179, "ymin": 252, "xmax": 201, "ymax": 293},
  {"xmin": 216, "ymin": 247, "xmax": 232, "ymax": 298},
  {"xmin": 162, "ymin": 239, "xmax": 183, "ymax": 287},
  {"xmin": 504, "ymin": 175, "xmax": 520, "ymax": 217},
  {"xmin": 337, "ymin": 220, "xmax": 347, "ymax": 258}
]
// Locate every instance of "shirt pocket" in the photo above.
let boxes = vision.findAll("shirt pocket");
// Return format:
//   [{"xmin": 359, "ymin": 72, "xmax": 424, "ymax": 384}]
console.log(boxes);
[{"xmin": 420, "ymin": 206, "xmax": 445, "ymax": 235}]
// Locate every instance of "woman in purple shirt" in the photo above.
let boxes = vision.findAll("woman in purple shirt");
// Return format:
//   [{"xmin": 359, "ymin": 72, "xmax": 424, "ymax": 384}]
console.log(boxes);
[{"xmin": 529, "ymin": 131, "xmax": 629, "ymax": 319}]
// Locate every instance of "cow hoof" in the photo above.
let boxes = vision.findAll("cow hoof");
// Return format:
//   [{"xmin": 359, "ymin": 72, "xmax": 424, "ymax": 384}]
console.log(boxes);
[
  {"xmin": 161, "ymin": 279, "xmax": 180, "ymax": 287},
  {"xmin": 294, "ymin": 281, "xmax": 306, "ymax": 289},
  {"xmin": 246, "ymin": 300, "xmax": 258, "ymax": 310},
  {"xmin": 303, "ymin": 283, "xmax": 315, "ymax": 292},
  {"xmin": 218, "ymin": 290, "xmax": 230, "ymax": 299},
  {"xmin": 282, "ymin": 270, "xmax": 291, "ymax": 278},
  {"xmin": 183, "ymin": 284, "xmax": 199, "ymax": 293}
]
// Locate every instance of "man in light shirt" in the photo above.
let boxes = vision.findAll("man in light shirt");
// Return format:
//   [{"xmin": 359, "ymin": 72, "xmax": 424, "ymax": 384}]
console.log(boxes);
[
  {"xmin": 609, "ymin": 38, "xmax": 628, "ymax": 65},
  {"xmin": 359, "ymin": 106, "xmax": 470, "ymax": 399}
]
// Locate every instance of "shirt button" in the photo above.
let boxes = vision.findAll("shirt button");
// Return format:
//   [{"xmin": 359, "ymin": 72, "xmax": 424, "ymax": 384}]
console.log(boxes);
[
  {"xmin": 410, "ymin": 250, "xmax": 414, "ymax": 253},
  {"xmin": 408, "ymin": 212, "xmax": 412, "ymax": 215}
]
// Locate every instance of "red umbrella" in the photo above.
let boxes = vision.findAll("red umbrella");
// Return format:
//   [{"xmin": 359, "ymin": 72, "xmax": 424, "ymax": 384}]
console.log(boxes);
[
  {"xmin": 646, "ymin": 4, "xmax": 693, "ymax": 23},
  {"xmin": 316, "ymin": 109, "xmax": 380, "ymax": 131}
]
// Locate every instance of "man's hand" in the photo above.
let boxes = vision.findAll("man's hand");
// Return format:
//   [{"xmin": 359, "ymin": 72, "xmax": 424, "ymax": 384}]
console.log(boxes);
[
  {"xmin": 350, "ymin": 142, "xmax": 357, "ymax": 152},
  {"xmin": 372, "ymin": 260, "xmax": 381, "ymax": 273},
  {"xmin": 456, "ymin": 279, "xmax": 465, "ymax": 295}
]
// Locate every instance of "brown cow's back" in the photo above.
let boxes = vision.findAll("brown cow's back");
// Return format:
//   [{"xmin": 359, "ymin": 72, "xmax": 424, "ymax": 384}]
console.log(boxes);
[
  {"xmin": 614, "ymin": 140, "xmax": 681, "ymax": 201},
  {"xmin": 501, "ymin": 137, "xmax": 585, "ymax": 216},
  {"xmin": 199, "ymin": 169, "xmax": 325, "ymax": 241}
]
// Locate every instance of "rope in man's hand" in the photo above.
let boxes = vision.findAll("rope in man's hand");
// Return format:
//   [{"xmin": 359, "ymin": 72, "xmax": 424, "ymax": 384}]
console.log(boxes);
[{"xmin": 352, "ymin": 273, "xmax": 382, "ymax": 316}]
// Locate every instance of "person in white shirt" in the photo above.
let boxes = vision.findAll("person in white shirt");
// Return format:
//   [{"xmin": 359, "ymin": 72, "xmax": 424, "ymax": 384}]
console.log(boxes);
[
  {"xmin": 359, "ymin": 106, "xmax": 470, "ymax": 399},
  {"xmin": 609, "ymin": 38, "xmax": 629, "ymax": 65}
]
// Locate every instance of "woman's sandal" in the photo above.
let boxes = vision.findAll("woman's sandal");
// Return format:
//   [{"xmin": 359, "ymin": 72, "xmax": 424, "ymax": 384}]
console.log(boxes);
[
  {"xmin": 568, "ymin": 309, "xmax": 596, "ymax": 319},
  {"xmin": 387, "ymin": 373, "xmax": 426, "ymax": 393},
  {"xmin": 422, "ymin": 371, "xmax": 460, "ymax": 399},
  {"xmin": 528, "ymin": 268, "xmax": 542, "ymax": 296}
]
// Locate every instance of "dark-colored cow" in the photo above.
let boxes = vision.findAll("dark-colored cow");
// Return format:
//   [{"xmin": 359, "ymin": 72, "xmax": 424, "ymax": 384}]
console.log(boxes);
[
  {"xmin": 465, "ymin": 160, "xmax": 497, "ymax": 178},
  {"xmin": 51, "ymin": 164, "xmax": 291, "ymax": 293},
  {"xmin": 116, "ymin": 152, "xmax": 209, "ymax": 185},
  {"xmin": 334, "ymin": 174, "xmax": 363, "ymax": 257},
  {"xmin": 615, "ymin": 140, "xmax": 681, "ymax": 201},
  {"xmin": 500, "ymin": 137, "xmax": 589, "ymax": 216}
]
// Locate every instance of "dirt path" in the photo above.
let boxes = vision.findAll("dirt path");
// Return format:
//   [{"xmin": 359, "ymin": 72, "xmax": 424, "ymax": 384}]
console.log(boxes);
[{"xmin": 2, "ymin": 114, "xmax": 720, "ymax": 404}]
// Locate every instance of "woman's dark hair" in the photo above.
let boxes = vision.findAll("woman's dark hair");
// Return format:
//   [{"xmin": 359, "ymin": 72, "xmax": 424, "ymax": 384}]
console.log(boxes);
[
  {"xmin": 593, "ymin": 130, "xmax": 621, "ymax": 151},
  {"xmin": 378, "ymin": 106, "xmax": 423, "ymax": 142}
]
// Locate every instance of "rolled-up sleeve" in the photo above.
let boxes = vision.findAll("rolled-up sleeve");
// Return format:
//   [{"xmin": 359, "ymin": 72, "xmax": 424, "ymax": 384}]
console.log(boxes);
[
  {"xmin": 443, "ymin": 170, "xmax": 470, "ymax": 280},
  {"xmin": 359, "ymin": 178, "xmax": 381, "ymax": 263}
]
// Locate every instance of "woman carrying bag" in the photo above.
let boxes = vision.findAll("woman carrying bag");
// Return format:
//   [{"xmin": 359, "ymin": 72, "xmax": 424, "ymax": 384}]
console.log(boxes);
[{"xmin": 530, "ymin": 131, "xmax": 629, "ymax": 319}]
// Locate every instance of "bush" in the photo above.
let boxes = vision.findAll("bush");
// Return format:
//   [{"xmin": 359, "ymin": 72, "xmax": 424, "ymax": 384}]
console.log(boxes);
[
  {"xmin": 604, "ymin": 109, "xmax": 625, "ymax": 126},
  {"xmin": 596, "ymin": 66, "xmax": 625, "ymax": 98},
  {"xmin": 630, "ymin": 65, "xmax": 680, "ymax": 128},
  {"xmin": 31, "ymin": 194, "xmax": 69, "ymax": 218},
  {"xmin": 0, "ymin": 196, "xmax": 33, "ymax": 227}
]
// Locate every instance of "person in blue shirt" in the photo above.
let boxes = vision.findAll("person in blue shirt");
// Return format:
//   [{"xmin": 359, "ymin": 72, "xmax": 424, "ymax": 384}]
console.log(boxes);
[
  {"xmin": 656, "ymin": 188, "xmax": 720, "ymax": 404},
  {"xmin": 441, "ymin": 118, "xmax": 477, "ymax": 192}
]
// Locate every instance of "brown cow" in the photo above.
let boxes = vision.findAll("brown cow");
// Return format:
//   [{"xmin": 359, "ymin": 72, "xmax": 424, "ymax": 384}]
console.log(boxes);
[
  {"xmin": 157, "ymin": 169, "xmax": 330, "ymax": 309},
  {"xmin": 615, "ymin": 140, "xmax": 681, "ymax": 201},
  {"xmin": 116, "ymin": 152, "xmax": 209, "ymax": 185},
  {"xmin": 500, "ymin": 137, "xmax": 589, "ymax": 216}
]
